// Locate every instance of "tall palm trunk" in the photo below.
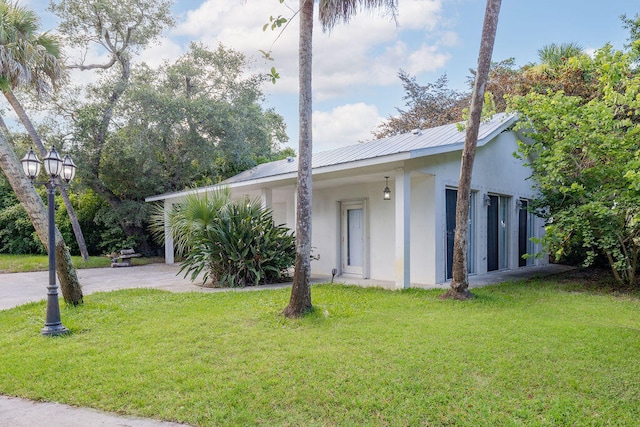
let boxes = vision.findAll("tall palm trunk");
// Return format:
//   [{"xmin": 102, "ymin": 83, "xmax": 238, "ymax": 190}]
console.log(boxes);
[
  {"xmin": 443, "ymin": 0, "xmax": 502, "ymax": 300},
  {"xmin": 0, "ymin": 127, "xmax": 83, "ymax": 305},
  {"xmin": 283, "ymin": 0, "xmax": 314, "ymax": 317},
  {"xmin": 4, "ymin": 89, "xmax": 90, "ymax": 260}
]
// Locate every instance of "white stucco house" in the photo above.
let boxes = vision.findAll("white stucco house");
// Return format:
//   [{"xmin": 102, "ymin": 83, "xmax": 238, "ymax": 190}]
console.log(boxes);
[{"xmin": 146, "ymin": 112, "xmax": 548, "ymax": 289}]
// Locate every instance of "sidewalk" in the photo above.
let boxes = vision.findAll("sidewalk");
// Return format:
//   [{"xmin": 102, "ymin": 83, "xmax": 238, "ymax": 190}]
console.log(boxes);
[
  {"xmin": 0, "ymin": 395, "xmax": 187, "ymax": 427},
  {"xmin": 0, "ymin": 262, "xmax": 572, "ymax": 426}
]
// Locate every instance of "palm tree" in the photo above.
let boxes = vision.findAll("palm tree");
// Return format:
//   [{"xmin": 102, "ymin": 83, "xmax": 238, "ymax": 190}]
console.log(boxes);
[
  {"xmin": 0, "ymin": 6, "xmax": 89, "ymax": 260},
  {"xmin": 0, "ymin": 1, "xmax": 82, "ymax": 304},
  {"xmin": 537, "ymin": 42, "xmax": 583, "ymax": 68},
  {"xmin": 283, "ymin": 0, "xmax": 397, "ymax": 317},
  {"xmin": 443, "ymin": 0, "xmax": 502, "ymax": 300}
]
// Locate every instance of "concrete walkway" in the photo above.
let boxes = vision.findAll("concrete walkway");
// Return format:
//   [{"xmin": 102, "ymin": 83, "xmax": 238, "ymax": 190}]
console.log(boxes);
[{"xmin": 0, "ymin": 262, "xmax": 572, "ymax": 426}]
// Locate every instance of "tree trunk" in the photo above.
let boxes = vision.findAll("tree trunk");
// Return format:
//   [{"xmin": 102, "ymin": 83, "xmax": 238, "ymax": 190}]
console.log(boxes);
[
  {"xmin": 4, "ymin": 89, "xmax": 90, "ymax": 260},
  {"xmin": 0, "ymin": 128, "xmax": 83, "ymax": 305},
  {"xmin": 442, "ymin": 0, "xmax": 502, "ymax": 300},
  {"xmin": 283, "ymin": 0, "xmax": 314, "ymax": 317}
]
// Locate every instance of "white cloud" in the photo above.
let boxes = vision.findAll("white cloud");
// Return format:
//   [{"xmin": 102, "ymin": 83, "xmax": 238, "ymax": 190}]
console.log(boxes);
[
  {"xmin": 312, "ymin": 103, "xmax": 384, "ymax": 152},
  {"xmin": 170, "ymin": 0, "xmax": 453, "ymax": 100},
  {"xmin": 138, "ymin": 37, "xmax": 183, "ymax": 68}
]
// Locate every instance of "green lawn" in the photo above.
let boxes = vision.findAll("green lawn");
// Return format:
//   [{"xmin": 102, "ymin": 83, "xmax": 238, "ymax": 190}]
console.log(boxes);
[
  {"xmin": 0, "ymin": 278, "xmax": 639, "ymax": 426},
  {"xmin": 0, "ymin": 254, "xmax": 163, "ymax": 273}
]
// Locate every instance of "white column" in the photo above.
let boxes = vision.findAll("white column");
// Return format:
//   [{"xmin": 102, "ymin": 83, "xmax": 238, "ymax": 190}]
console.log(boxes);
[
  {"xmin": 260, "ymin": 187, "xmax": 272, "ymax": 210},
  {"xmin": 164, "ymin": 199, "xmax": 174, "ymax": 264},
  {"xmin": 395, "ymin": 170, "xmax": 411, "ymax": 289}
]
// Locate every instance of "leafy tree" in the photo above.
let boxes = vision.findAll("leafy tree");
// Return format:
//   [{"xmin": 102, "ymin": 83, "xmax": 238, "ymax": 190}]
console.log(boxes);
[
  {"xmin": 49, "ymin": 2, "xmax": 288, "ymax": 255},
  {"xmin": 443, "ymin": 0, "xmax": 502, "ymax": 300},
  {"xmin": 509, "ymin": 44, "xmax": 640, "ymax": 287},
  {"xmin": 48, "ymin": 0, "xmax": 174, "ymax": 255},
  {"xmin": 0, "ymin": 0, "xmax": 81, "ymax": 304},
  {"xmin": 376, "ymin": 58, "xmax": 524, "ymax": 138},
  {"xmin": 373, "ymin": 72, "xmax": 468, "ymax": 138}
]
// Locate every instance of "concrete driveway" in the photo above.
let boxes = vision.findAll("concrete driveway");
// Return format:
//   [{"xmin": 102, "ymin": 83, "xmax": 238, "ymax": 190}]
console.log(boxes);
[{"xmin": 0, "ymin": 263, "xmax": 296, "ymax": 311}]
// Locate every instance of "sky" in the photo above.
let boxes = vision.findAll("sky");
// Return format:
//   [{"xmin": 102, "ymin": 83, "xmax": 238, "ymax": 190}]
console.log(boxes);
[{"xmin": 23, "ymin": 0, "xmax": 640, "ymax": 154}]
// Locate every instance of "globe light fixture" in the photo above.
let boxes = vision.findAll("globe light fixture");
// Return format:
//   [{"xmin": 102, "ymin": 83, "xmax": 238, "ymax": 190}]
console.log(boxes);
[{"xmin": 20, "ymin": 147, "xmax": 41, "ymax": 179}]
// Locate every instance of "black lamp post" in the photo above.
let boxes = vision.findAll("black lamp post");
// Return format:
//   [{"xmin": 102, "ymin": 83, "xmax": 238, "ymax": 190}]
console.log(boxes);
[{"xmin": 21, "ymin": 146, "xmax": 76, "ymax": 336}]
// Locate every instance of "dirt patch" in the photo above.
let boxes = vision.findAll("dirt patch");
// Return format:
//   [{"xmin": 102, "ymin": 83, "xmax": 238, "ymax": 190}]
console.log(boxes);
[{"xmin": 555, "ymin": 266, "xmax": 640, "ymax": 296}]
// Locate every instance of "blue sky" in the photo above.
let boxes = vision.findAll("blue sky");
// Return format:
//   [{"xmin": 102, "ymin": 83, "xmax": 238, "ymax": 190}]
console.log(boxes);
[{"xmin": 24, "ymin": 0, "xmax": 640, "ymax": 153}]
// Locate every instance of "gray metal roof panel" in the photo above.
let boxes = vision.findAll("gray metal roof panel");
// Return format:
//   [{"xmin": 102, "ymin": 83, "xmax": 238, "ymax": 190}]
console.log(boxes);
[{"xmin": 222, "ymin": 112, "xmax": 515, "ymax": 185}]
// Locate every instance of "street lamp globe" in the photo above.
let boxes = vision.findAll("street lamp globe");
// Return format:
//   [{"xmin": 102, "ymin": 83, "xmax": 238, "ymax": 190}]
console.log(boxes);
[
  {"xmin": 43, "ymin": 146, "xmax": 63, "ymax": 178},
  {"xmin": 20, "ymin": 147, "xmax": 42, "ymax": 180},
  {"xmin": 61, "ymin": 154, "xmax": 77, "ymax": 183}
]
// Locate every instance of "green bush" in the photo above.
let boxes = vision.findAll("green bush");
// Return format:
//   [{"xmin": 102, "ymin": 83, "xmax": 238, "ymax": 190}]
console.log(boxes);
[{"xmin": 151, "ymin": 189, "xmax": 295, "ymax": 287}]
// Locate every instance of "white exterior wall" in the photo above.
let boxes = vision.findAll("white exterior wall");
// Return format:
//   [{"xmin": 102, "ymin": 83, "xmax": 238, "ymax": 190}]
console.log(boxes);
[
  {"xmin": 422, "ymin": 131, "xmax": 546, "ymax": 283},
  {"xmin": 153, "ymin": 129, "xmax": 546, "ymax": 287},
  {"xmin": 308, "ymin": 175, "xmax": 437, "ymax": 285}
]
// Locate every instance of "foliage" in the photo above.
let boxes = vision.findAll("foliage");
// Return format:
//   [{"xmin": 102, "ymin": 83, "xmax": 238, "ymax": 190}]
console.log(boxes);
[
  {"xmin": 375, "ymin": 59, "xmax": 523, "ymax": 138},
  {"xmin": 0, "ymin": 1, "xmax": 66, "ymax": 94},
  {"xmin": 374, "ymin": 71, "xmax": 469, "ymax": 138},
  {"xmin": 0, "ymin": 280, "xmax": 639, "ymax": 425},
  {"xmin": 49, "ymin": 0, "xmax": 175, "ymax": 55},
  {"xmin": 509, "ymin": 44, "xmax": 640, "ymax": 286},
  {"xmin": 151, "ymin": 190, "xmax": 295, "ymax": 287},
  {"xmin": 0, "ymin": 164, "xmax": 132, "ymax": 256},
  {"xmin": 45, "ymin": 6, "xmax": 290, "ymax": 254},
  {"xmin": 621, "ymin": 13, "xmax": 640, "ymax": 57},
  {"xmin": 536, "ymin": 42, "xmax": 584, "ymax": 68},
  {"xmin": 0, "ymin": 173, "xmax": 44, "ymax": 254}
]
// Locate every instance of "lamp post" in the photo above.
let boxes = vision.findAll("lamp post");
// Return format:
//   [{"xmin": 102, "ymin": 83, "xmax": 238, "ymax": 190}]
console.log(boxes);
[{"xmin": 21, "ymin": 146, "xmax": 76, "ymax": 336}]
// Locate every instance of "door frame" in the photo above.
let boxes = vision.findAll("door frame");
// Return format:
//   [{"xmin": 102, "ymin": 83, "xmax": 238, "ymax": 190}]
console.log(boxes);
[
  {"xmin": 340, "ymin": 199, "xmax": 369, "ymax": 278},
  {"xmin": 445, "ymin": 188, "xmax": 476, "ymax": 280},
  {"xmin": 487, "ymin": 194, "xmax": 510, "ymax": 272}
]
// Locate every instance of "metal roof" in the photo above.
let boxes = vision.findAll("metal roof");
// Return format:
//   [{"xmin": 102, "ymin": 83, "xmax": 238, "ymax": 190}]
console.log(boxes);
[
  {"xmin": 222, "ymin": 112, "xmax": 516, "ymax": 185},
  {"xmin": 146, "ymin": 112, "xmax": 516, "ymax": 202}
]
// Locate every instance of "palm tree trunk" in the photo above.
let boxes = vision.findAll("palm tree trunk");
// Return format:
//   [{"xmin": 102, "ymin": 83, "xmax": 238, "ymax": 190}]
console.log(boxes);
[
  {"xmin": 283, "ymin": 0, "xmax": 314, "ymax": 317},
  {"xmin": 443, "ymin": 0, "xmax": 502, "ymax": 300},
  {"xmin": 0, "ymin": 127, "xmax": 83, "ymax": 305},
  {"xmin": 4, "ymin": 89, "xmax": 90, "ymax": 260}
]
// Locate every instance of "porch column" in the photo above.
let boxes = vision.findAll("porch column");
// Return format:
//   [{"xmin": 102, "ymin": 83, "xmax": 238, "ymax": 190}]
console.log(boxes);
[
  {"xmin": 395, "ymin": 170, "xmax": 411, "ymax": 289},
  {"xmin": 260, "ymin": 187, "xmax": 272, "ymax": 210},
  {"xmin": 164, "ymin": 199, "xmax": 175, "ymax": 264}
]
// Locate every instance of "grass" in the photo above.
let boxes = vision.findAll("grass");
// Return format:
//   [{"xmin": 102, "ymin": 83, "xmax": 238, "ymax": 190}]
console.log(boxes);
[
  {"xmin": 0, "ymin": 254, "xmax": 163, "ymax": 273},
  {"xmin": 1, "ymin": 277, "xmax": 639, "ymax": 426}
]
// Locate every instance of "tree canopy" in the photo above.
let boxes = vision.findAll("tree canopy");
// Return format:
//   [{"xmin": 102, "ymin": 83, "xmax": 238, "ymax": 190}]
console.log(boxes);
[{"xmin": 509, "ymin": 43, "xmax": 640, "ymax": 286}]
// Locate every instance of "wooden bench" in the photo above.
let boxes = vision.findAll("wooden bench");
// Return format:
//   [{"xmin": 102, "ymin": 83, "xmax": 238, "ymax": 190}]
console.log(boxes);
[{"xmin": 110, "ymin": 249, "xmax": 142, "ymax": 268}]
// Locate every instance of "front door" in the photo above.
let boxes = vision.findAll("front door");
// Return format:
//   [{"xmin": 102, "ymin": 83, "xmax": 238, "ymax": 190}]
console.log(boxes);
[
  {"xmin": 487, "ymin": 195, "xmax": 510, "ymax": 271},
  {"xmin": 445, "ymin": 189, "xmax": 476, "ymax": 280},
  {"xmin": 518, "ymin": 199, "xmax": 528, "ymax": 267},
  {"xmin": 518, "ymin": 199, "xmax": 535, "ymax": 267},
  {"xmin": 341, "ymin": 202, "xmax": 364, "ymax": 276}
]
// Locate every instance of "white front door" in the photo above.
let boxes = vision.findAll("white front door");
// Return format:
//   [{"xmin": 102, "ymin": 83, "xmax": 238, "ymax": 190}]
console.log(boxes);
[{"xmin": 341, "ymin": 201, "xmax": 365, "ymax": 276}]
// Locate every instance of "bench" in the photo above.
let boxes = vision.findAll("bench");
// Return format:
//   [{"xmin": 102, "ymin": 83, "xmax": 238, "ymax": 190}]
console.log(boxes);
[{"xmin": 110, "ymin": 249, "xmax": 142, "ymax": 268}]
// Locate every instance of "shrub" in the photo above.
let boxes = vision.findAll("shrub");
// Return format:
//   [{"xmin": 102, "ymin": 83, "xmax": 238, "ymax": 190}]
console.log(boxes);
[{"xmin": 151, "ymin": 189, "xmax": 295, "ymax": 287}]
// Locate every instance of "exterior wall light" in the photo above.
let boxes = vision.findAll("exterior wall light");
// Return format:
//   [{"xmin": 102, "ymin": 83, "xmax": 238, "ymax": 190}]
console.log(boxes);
[{"xmin": 383, "ymin": 176, "xmax": 391, "ymax": 201}]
